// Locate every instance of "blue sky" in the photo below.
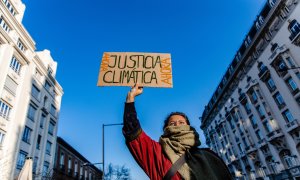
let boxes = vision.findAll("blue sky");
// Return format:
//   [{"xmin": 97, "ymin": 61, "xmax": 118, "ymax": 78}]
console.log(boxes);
[{"xmin": 22, "ymin": 0, "xmax": 265, "ymax": 179}]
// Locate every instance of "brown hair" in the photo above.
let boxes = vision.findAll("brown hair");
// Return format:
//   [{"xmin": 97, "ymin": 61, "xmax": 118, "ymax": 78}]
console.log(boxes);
[{"xmin": 163, "ymin": 112, "xmax": 190, "ymax": 130}]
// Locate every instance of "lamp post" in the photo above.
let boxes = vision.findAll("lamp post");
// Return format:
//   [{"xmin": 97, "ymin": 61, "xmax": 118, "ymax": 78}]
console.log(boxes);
[{"xmin": 102, "ymin": 123, "xmax": 123, "ymax": 179}]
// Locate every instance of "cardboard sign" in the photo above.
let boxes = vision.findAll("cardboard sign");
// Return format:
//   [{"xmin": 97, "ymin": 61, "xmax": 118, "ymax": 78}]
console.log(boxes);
[{"xmin": 97, "ymin": 52, "xmax": 173, "ymax": 88}]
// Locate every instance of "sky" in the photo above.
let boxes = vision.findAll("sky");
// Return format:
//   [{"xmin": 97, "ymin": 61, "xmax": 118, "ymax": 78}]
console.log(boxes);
[{"xmin": 22, "ymin": 0, "xmax": 266, "ymax": 179}]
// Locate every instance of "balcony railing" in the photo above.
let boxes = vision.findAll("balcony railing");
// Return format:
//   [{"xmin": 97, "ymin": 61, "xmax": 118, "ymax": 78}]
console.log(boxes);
[
  {"xmin": 269, "ymin": 45, "xmax": 287, "ymax": 61},
  {"xmin": 286, "ymin": 119, "xmax": 300, "ymax": 132},
  {"xmin": 267, "ymin": 129, "xmax": 283, "ymax": 141},
  {"xmin": 289, "ymin": 28, "xmax": 300, "ymax": 41},
  {"xmin": 258, "ymin": 66, "xmax": 269, "ymax": 80},
  {"xmin": 239, "ymin": 93, "xmax": 247, "ymax": 104},
  {"xmin": 257, "ymin": 138, "xmax": 267, "ymax": 148}
]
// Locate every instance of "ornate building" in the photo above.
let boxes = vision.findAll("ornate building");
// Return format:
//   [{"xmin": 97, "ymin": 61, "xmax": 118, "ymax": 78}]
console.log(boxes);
[
  {"xmin": 201, "ymin": 0, "xmax": 300, "ymax": 179},
  {"xmin": 0, "ymin": 0, "xmax": 63, "ymax": 179},
  {"xmin": 53, "ymin": 137, "xmax": 103, "ymax": 180}
]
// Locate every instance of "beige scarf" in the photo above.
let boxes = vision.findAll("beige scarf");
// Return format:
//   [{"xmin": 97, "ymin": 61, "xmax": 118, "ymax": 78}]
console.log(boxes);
[{"xmin": 159, "ymin": 125, "xmax": 201, "ymax": 179}]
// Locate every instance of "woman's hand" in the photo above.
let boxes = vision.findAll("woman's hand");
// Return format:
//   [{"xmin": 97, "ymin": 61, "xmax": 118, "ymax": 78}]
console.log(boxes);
[{"xmin": 126, "ymin": 84, "xmax": 143, "ymax": 103}]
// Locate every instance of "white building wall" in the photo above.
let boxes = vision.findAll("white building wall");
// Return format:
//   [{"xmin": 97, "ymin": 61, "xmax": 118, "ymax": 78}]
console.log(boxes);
[
  {"xmin": 202, "ymin": 0, "xmax": 300, "ymax": 179},
  {"xmin": 0, "ymin": 0, "xmax": 63, "ymax": 179}
]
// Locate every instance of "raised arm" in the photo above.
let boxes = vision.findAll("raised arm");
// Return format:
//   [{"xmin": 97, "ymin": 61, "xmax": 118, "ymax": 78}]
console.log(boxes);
[{"xmin": 123, "ymin": 84, "xmax": 143, "ymax": 141}]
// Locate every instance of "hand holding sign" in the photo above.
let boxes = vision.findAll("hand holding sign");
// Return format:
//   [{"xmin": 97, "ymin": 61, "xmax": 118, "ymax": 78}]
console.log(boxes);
[{"xmin": 126, "ymin": 84, "xmax": 143, "ymax": 103}]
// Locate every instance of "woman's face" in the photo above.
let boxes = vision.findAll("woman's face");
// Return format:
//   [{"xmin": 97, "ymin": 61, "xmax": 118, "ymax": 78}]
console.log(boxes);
[{"xmin": 168, "ymin": 115, "xmax": 188, "ymax": 127}]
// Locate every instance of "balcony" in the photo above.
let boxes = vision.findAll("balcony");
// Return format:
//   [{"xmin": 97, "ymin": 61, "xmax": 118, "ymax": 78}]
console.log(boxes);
[
  {"xmin": 246, "ymin": 144, "xmax": 256, "ymax": 153},
  {"xmin": 240, "ymin": 151, "xmax": 246, "ymax": 157},
  {"xmin": 269, "ymin": 45, "xmax": 287, "ymax": 61},
  {"xmin": 239, "ymin": 93, "xmax": 247, "ymax": 104},
  {"xmin": 258, "ymin": 66, "xmax": 270, "ymax": 81},
  {"xmin": 286, "ymin": 119, "xmax": 300, "ymax": 133},
  {"xmin": 257, "ymin": 138, "xmax": 267, "ymax": 148},
  {"xmin": 289, "ymin": 29, "xmax": 300, "ymax": 47},
  {"xmin": 267, "ymin": 129, "xmax": 283, "ymax": 142},
  {"xmin": 209, "ymin": 129, "xmax": 216, "ymax": 135}
]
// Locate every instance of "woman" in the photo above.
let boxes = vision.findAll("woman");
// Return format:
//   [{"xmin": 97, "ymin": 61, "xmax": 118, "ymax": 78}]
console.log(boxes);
[{"xmin": 123, "ymin": 84, "xmax": 232, "ymax": 180}]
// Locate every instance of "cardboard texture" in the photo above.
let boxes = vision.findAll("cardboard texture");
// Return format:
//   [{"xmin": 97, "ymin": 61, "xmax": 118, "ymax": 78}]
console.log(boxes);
[{"xmin": 97, "ymin": 52, "xmax": 173, "ymax": 88}]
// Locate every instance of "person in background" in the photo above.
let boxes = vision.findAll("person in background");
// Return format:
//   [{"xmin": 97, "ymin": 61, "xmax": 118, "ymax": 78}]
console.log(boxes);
[{"xmin": 123, "ymin": 84, "xmax": 232, "ymax": 180}]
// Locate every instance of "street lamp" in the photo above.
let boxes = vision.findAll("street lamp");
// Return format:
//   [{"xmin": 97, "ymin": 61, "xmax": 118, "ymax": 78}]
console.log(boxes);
[{"xmin": 102, "ymin": 123, "xmax": 123, "ymax": 179}]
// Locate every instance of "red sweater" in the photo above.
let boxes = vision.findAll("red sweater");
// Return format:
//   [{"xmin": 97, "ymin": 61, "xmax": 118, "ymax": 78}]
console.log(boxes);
[
  {"xmin": 123, "ymin": 103, "xmax": 181, "ymax": 179},
  {"xmin": 127, "ymin": 131, "xmax": 181, "ymax": 180}
]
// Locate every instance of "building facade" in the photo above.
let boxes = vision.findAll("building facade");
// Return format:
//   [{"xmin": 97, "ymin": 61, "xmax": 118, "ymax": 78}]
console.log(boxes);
[
  {"xmin": 0, "ymin": 0, "xmax": 63, "ymax": 179},
  {"xmin": 54, "ymin": 137, "xmax": 102, "ymax": 180},
  {"xmin": 201, "ymin": 0, "xmax": 300, "ymax": 179}
]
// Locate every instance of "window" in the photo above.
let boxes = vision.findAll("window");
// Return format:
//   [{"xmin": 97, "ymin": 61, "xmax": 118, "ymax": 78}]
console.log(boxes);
[
  {"xmin": 250, "ymin": 91, "xmax": 258, "ymax": 103},
  {"xmin": 50, "ymin": 105, "xmax": 56, "ymax": 117},
  {"xmin": 286, "ymin": 57, "xmax": 295, "ymax": 67},
  {"xmin": 46, "ymin": 141, "xmax": 52, "ymax": 155},
  {"xmin": 48, "ymin": 120, "xmax": 55, "ymax": 135},
  {"xmin": 284, "ymin": 156, "xmax": 297, "ymax": 168},
  {"xmin": 33, "ymin": 157, "xmax": 38, "ymax": 174},
  {"xmin": 256, "ymin": 105, "xmax": 266, "ymax": 119},
  {"xmin": 255, "ymin": 130, "xmax": 263, "ymax": 140},
  {"xmin": 269, "ymin": 0, "xmax": 276, "ymax": 7},
  {"xmin": 242, "ymin": 138, "xmax": 249, "ymax": 147},
  {"xmin": 0, "ymin": 131, "xmax": 5, "ymax": 145},
  {"xmin": 296, "ymin": 72, "xmax": 300, "ymax": 80},
  {"xmin": 273, "ymin": 92, "xmax": 285, "ymax": 108},
  {"xmin": 42, "ymin": 161, "xmax": 50, "ymax": 176},
  {"xmin": 227, "ymin": 116, "xmax": 235, "ymax": 129},
  {"xmin": 0, "ymin": 16, "xmax": 11, "ymax": 33},
  {"xmin": 60, "ymin": 153, "xmax": 64, "ymax": 166},
  {"xmin": 40, "ymin": 114, "xmax": 46, "ymax": 128},
  {"xmin": 288, "ymin": 19, "xmax": 300, "ymax": 40},
  {"xmin": 5, "ymin": 75, "xmax": 18, "ymax": 96},
  {"xmin": 80, "ymin": 165, "xmax": 83, "ymax": 178},
  {"xmin": 17, "ymin": 39, "xmax": 26, "ymax": 52},
  {"xmin": 9, "ymin": 56, "xmax": 22, "ymax": 74},
  {"xmin": 282, "ymin": 109, "xmax": 294, "ymax": 122},
  {"xmin": 27, "ymin": 104, "xmax": 37, "ymax": 121},
  {"xmin": 43, "ymin": 96, "xmax": 48, "ymax": 107},
  {"xmin": 0, "ymin": 100, "xmax": 11, "ymax": 120},
  {"xmin": 3, "ymin": 0, "xmax": 16, "ymax": 16},
  {"xmin": 74, "ymin": 161, "xmax": 78, "ymax": 176},
  {"xmin": 68, "ymin": 157, "xmax": 72, "ymax": 175},
  {"xmin": 263, "ymin": 121, "xmax": 273, "ymax": 133},
  {"xmin": 250, "ymin": 115, "xmax": 257, "ymax": 127},
  {"xmin": 244, "ymin": 102, "xmax": 251, "ymax": 114},
  {"xmin": 16, "ymin": 151, "xmax": 27, "ymax": 169},
  {"xmin": 266, "ymin": 77, "xmax": 276, "ymax": 92},
  {"xmin": 47, "ymin": 67, "xmax": 53, "ymax": 76},
  {"xmin": 277, "ymin": 60, "xmax": 287, "ymax": 72},
  {"xmin": 36, "ymin": 135, "xmax": 41, "ymax": 149},
  {"xmin": 22, "ymin": 126, "xmax": 32, "ymax": 143},
  {"xmin": 31, "ymin": 84, "xmax": 40, "ymax": 100},
  {"xmin": 269, "ymin": 162, "xmax": 278, "ymax": 174},
  {"xmin": 44, "ymin": 81, "xmax": 51, "ymax": 91},
  {"xmin": 237, "ymin": 143, "xmax": 243, "ymax": 152},
  {"xmin": 286, "ymin": 77, "xmax": 298, "ymax": 92}
]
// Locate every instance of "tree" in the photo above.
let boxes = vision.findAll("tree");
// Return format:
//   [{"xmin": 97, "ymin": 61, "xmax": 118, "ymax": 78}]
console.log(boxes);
[{"xmin": 104, "ymin": 163, "xmax": 131, "ymax": 180}]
